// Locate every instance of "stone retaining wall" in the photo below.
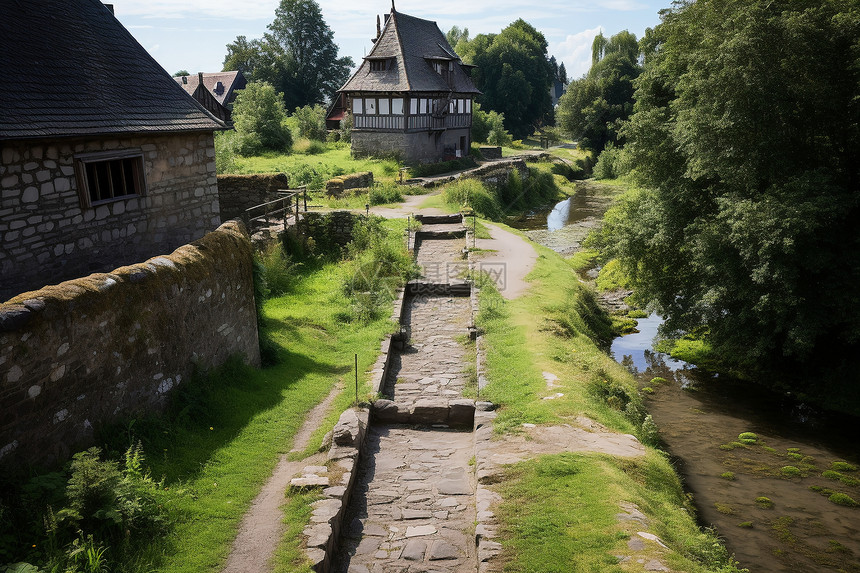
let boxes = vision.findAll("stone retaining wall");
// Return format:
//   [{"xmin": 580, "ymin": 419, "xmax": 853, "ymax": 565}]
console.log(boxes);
[
  {"xmin": 0, "ymin": 220, "xmax": 260, "ymax": 470},
  {"xmin": 217, "ymin": 172, "xmax": 289, "ymax": 221},
  {"xmin": 299, "ymin": 211, "xmax": 359, "ymax": 250},
  {"xmin": 325, "ymin": 171, "xmax": 373, "ymax": 196}
]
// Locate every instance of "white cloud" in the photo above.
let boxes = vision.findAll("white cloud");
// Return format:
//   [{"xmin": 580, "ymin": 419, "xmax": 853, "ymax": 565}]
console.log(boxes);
[
  {"xmin": 552, "ymin": 26, "xmax": 603, "ymax": 80},
  {"xmin": 149, "ymin": 43, "xmax": 161, "ymax": 53}
]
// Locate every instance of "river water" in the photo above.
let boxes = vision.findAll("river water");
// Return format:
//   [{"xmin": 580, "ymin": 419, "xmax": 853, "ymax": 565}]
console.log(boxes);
[{"xmin": 509, "ymin": 184, "xmax": 860, "ymax": 573}]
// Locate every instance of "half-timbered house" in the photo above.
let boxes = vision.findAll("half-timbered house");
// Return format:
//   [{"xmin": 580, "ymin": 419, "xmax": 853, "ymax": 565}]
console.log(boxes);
[{"xmin": 329, "ymin": 7, "xmax": 480, "ymax": 163}]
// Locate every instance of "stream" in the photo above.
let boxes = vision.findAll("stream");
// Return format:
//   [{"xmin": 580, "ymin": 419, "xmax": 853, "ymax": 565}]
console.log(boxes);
[{"xmin": 508, "ymin": 183, "xmax": 860, "ymax": 572}]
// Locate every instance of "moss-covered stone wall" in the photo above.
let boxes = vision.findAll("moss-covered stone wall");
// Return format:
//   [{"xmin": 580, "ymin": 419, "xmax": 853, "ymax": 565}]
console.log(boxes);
[
  {"xmin": 0, "ymin": 220, "xmax": 260, "ymax": 470},
  {"xmin": 217, "ymin": 173, "xmax": 289, "ymax": 221}
]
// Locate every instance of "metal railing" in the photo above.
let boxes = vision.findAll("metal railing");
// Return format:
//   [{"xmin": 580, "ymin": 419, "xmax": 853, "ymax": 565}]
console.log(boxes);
[{"xmin": 242, "ymin": 187, "xmax": 307, "ymax": 234}]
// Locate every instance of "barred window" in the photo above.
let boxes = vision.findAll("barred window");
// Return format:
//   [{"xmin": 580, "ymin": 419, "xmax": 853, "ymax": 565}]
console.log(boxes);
[{"xmin": 74, "ymin": 150, "xmax": 146, "ymax": 209}]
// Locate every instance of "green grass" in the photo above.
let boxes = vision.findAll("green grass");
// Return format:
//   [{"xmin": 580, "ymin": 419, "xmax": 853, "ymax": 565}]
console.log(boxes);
[
  {"xmin": 6, "ymin": 252, "xmax": 399, "ymax": 572},
  {"xmin": 475, "ymin": 234, "xmax": 747, "ymax": 572},
  {"xmin": 140, "ymin": 261, "xmax": 395, "ymax": 572}
]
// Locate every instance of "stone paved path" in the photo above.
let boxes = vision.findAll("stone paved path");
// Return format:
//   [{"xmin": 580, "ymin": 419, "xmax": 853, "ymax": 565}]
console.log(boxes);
[
  {"xmin": 334, "ymin": 427, "xmax": 476, "ymax": 572},
  {"xmin": 385, "ymin": 296, "xmax": 471, "ymax": 402},
  {"xmin": 332, "ymin": 220, "xmax": 478, "ymax": 572}
]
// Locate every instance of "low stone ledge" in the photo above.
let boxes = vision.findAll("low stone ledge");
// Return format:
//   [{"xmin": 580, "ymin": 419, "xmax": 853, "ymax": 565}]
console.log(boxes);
[
  {"xmin": 370, "ymin": 398, "xmax": 475, "ymax": 427},
  {"xmin": 414, "ymin": 213, "xmax": 463, "ymax": 224}
]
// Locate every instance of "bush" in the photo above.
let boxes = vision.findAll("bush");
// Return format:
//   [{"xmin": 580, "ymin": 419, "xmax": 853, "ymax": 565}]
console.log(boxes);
[
  {"xmin": 441, "ymin": 179, "xmax": 502, "ymax": 220},
  {"xmin": 738, "ymin": 432, "xmax": 758, "ymax": 444},
  {"xmin": 214, "ymin": 130, "xmax": 240, "ymax": 174},
  {"xmin": 342, "ymin": 217, "xmax": 417, "ymax": 321},
  {"xmin": 292, "ymin": 104, "xmax": 327, "ymax": 141},
  {"xmin": 256, "ymin": 241, "xmax": 299, "ymax": 298},
  {"xmin": 368, "ymin": 182, "xmax": 403, "ymax": 205},
  {"xmin": 232, "ymin": 82, "xmax": 293, "ymax": 155},
  {"xmin": 592, "ymin": 142, "xmax": 631, "ymax": 179}
]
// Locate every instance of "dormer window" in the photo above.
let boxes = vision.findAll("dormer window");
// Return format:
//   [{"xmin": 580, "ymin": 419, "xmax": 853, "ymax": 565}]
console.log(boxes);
[{"xmin": 369, "ymin": 58, "xmax": 389, "ymax": 72}]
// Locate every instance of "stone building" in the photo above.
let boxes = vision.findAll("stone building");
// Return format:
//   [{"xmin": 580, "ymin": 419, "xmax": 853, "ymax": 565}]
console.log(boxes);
[
  {"xmin": 175, "ymin": 71, "xmax": 247, "ymax": 124},
  {"xmin": 328, "ymin": 7, "xmax": 481, "ymax": 164},
  {"xmin": 0, "ymin": 0, "xmax": 227, "ymax": 301}
]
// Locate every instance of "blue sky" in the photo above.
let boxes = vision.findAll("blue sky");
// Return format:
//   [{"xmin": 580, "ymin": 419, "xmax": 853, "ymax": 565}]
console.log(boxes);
[{"xmin": 112, "ymin": 0, "xmax": 669, "ymax": 81}]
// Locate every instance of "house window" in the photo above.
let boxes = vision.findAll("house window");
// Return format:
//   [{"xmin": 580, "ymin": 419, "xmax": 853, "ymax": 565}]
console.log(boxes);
[
  {"xmin": 409, "ymin": 98, "xmax": 417, "ymax": 114},
  {"xmin": 466, "ymin": 99, "xmax": 472, "ymax": 113},
  {"xmin": 369, "ymin": 59, "xmax": 388, "ymax": 71},
  {"xmin": 379, "ymin": 98, "xmax": 390, "ymax": 115},
  {"xmin": 352, "ymin": 98, "xmax": 363, "ymax": 114},
  {"xmin": 392, "ymin": 98, "xmax": 404, "ymax": 115},
  {"xmin": 366, "ymin": 99, "xmax": 377, "ymax": 114},
  {"xmin": 74, "ymin": 150, "xmax": 145, "ymax": 209},
  {"xmin": 420, "ymin": 99, "xmax": 429, "ymax": 114}
]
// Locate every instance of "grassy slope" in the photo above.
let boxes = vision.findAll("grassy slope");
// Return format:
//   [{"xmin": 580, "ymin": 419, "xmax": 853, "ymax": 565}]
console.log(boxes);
[
  {"xmin": 477, "ymin": 233, "xmax": 746, "ymax": 573},
  {"xmin": 129, "ymin": 262, "xmax": 395, "ymax": 573}
]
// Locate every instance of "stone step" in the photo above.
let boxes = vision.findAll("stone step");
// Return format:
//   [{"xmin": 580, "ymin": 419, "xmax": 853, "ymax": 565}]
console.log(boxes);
[
  {"xmin": 371, "ymin": 398, "xmax": 475, "ymax": 428},
  {"xmin": 414, "ymin": 213, "xmax": 463, "ymax": 225}
]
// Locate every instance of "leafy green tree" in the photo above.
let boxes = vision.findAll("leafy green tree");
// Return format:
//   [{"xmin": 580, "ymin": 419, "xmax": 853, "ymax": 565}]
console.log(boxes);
[
  {"xmin": 556, "ymin": 30, "xmax": 641, "ymax": 153},
  {"xmin": 223, "ymin": 36, "xmax": 268, "ymax": 76},
  {"xmin": 222, "ymin": 0, "xmax": 353, "ymax": 110},
  {"xmin": 460, "ymin": 20, "xmax": 554, "ymax": 139},
  {"xmin": 232, "ymin": 81, "xmax": 293, "ymax": 155},
  {"xmin": 471, "ymin": 103, "xmax": 511, "ymax": 145},
  {"xmin": 292, "ymin": 104, "xmax": 327, "ymax": 140},
  {"xmin": 446, "ymin": 26, "xmax": 469, "ymax": 48},
  {"xmin": 173, "ymin": 70, "xmax": 190, "ymax": 77},
  {"xmin": 598, "ymin": 0, "xmax": 860, "ymax": 411}
]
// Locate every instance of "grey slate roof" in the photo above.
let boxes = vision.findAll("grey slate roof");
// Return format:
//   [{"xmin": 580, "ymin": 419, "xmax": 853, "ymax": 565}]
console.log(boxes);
[
  {"xmin": 339, "ymin": 10, "xmax": 480, "ymax": 95},
  {"xmin": 175, "ymin": 71, "xmax": 247, "ymax": 107},
  {"xmin": 0, "ymin": 0, "xmax": 225, "ymax": 140}
]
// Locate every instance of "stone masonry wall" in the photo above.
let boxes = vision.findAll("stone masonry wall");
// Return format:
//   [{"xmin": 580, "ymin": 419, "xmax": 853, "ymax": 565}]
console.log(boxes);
[
  {"xmin": 217, "ymin": 172, "xmax": 290, "ymax": 221},
  {"xmin": 0, "ymin": 132, "xmax": 221, "ymax": 302},
  {"xmin": 352, "ymin": 128, "xmax": 471, "ymax": 165},
  {"xmin": 0, "ymin": 220, "xmax": 260, "ymax": 470}
]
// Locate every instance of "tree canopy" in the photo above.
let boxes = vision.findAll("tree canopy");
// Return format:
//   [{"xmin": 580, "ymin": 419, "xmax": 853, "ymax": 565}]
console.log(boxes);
[
  {"xmin": 231, "ymin": 81, "xmax": 293, "ymax": 155},
  {"xmin": 596, "ymin": 0, "xmax": 860, "ymax": 411},
  {"xmin": 556, "ymin": 31, "xmax": 641, "ymax": 153},
  {"xmin": 222, "ymin": 0, "xmax": 353, "ymax": 111},
  {"xmin": 458, "ymin": 20, "xmax": 554, "ymax": 140}
]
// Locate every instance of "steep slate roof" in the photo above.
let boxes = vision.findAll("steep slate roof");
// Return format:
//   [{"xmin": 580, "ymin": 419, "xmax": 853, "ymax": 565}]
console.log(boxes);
[
  {"xmin": 0, "ymin": 0, "xmax": 225, "ymax": 140},
  {"xmin": 339, "ymin": 10, "xmax": 480, "ymax": 95},
  {"xmin": 175, "ymin": 71, "xmax": 246, "ymax": 107}
]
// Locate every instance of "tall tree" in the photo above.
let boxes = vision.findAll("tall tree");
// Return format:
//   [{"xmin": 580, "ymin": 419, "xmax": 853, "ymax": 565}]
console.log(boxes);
[
  {"xmin": 460, "ymin": 20, "xmax": 554, "ymax": 139},
  {"xmin": 222, "ymin": 0, "xmax": 353, "ymax": 110},
  {"xmin": 598, "ymin": 0, "xmax": 860, "ymax": 411},
  {"xmin": 446, "ymin": 26, "xmax": 469, "ymax": 48},
  {"xmin": 556, "ymin": 30, "xmax": 641, "ymax": 152},
  {"xmin": 265, "ymin": 0, "xmax": 353, "ymax": 109}
]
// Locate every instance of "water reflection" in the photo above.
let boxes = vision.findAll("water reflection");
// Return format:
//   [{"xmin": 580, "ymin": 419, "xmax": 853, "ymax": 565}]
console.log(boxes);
[
  {"xmin": 546, "ymin": 197, "xmax": 572, "ymax": 231},
  {"xmin": 610, "ymin": 313, "xmax": 686, "ymax": 372}
]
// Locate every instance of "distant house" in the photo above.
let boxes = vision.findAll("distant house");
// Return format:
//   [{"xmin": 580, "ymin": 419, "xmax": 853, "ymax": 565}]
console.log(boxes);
[
  {"xmin": 328, "ymin": 7, "xmax": 480, "ymax": 164},
  {"xmin": 175, "ymin": 71, "xmax": 247, "ymax": 124},
  {"xmin": 0, "ymin": 0, "xmax": 227, "ymax": 301},
  {"xmin": 550, "ymin": 79, "xmax": 567, "ymax": 108}
]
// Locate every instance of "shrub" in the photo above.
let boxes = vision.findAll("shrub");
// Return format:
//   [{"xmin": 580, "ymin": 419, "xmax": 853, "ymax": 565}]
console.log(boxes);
[
  {"xmin": 368, "ymin": 182, "xmax": 403, "ymax": 206},
  {"xmin": 441, "ymin": 179, "xmax": 502, "ymax": 220},
  {"xmin": 720, "ymin": 472, "xmax": 735, "ymax": 480},
  {"xmin": 256, "ymin": 241, "xmax": 299, "ymax": 298},
  {"xmin": 214, "ymin": 130, "xmax": 240, "ymax": 174},
  {"xmin": 738, "ymin": 432, "xmax": 758, "ymax": 444},
  {"xmin": 292, "ymin": 104, "xmax": 327, "ymax": 141},
  {"xmin": 592, "ymin": 142, "xmax": 632, "ymax": 180},
  {"xmin": 232, "ymin": 82, "xmax": 293, "ymax": 155}
]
